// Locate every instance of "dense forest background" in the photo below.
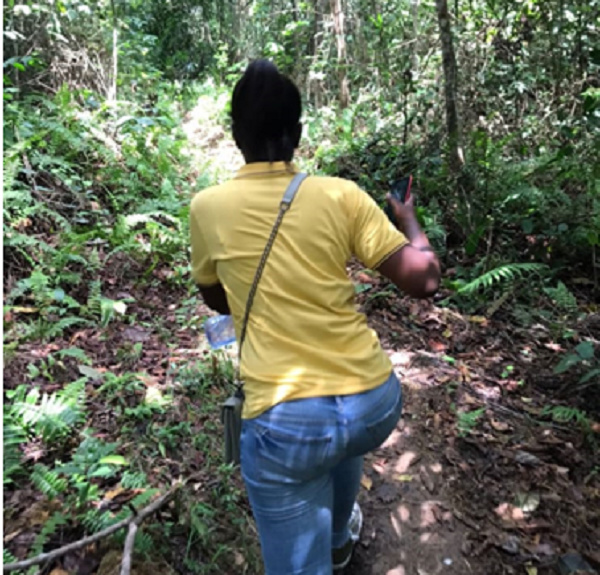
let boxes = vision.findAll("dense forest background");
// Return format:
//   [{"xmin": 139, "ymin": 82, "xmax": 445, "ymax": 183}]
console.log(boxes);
[{"xmin": 3, "ymin": 1, "xmax": 599, "ymax": 574}]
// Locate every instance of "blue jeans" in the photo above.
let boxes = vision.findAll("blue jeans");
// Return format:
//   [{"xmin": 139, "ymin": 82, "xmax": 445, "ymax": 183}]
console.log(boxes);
[{"xmin": 240, "ymin": 371, "xmax": 402, "ymax": 575}]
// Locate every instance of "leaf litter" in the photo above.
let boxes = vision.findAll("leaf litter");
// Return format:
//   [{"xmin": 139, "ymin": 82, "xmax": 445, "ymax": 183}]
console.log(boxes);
[{"xmin": 3, "ymin": 255, "xmax": 599, "ymax": 575}]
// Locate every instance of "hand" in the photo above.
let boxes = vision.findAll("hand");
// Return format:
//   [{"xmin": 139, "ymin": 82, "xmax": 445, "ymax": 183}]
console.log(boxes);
[{"xmin": 386, "ymin": 193, "xmax": 416, "ymax": 233}]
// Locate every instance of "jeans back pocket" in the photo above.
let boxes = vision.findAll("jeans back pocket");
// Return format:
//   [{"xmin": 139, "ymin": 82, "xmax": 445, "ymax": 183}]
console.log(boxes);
[
  {"xmin": 255, "ymin": 423, "xmax": 334, "ymax": 484},
  {"xmin": 363, "ymin": 376, "xmax": 403, "ymax": 450}
]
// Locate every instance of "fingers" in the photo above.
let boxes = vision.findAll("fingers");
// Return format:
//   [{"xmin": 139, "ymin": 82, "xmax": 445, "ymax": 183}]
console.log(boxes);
[{"xmin": 386, "ymin": 193, "xmax": 401, "ymax": 208}]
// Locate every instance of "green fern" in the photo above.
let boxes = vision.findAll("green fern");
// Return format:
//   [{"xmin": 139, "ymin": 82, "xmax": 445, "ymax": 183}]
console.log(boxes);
[
  {"xmin": 29, "ymin": 512, "xmax": 68, "ymax": 557},
  {"xmin": 542, "ymin": 405, "xmax": 591, "ymax": 428},
  {"xmin": 3, "ymin": 421, "xmax": 27, "ymax": 485},
  {"xmin": 3, "ymin": 548, "xmax": 17, "ymax": 566},
  {"xmin": 31, "ymin": 464, "xmax": 68, "ymax": 500},
  {"xmin": 544, "ymin": 281, "xmax": 578, "ymax": 314},
  {"xmin": 13, "ymin": 379, "xmax": 86, "ymax": 442},
  {"xmin": 86, "ymin": 279, "xmax": 103, "ymax": 317},
  {"xmin": 82, "ymin": 488, "xmax": 159, "ymax": 533},
  {"xmin": 134, "ymin": 530, "xmax": 155, "ymax": 554},
  {"xmin": 58, "ymin": 346, "xmax": 92, "ymax": 365},
  {"xmin": 121, "ymin": 470, "xmax": 148, "ymax": 489},
  {"xmin": 457, "ymin": 407, "xmax": 485, "ymax": 436},
  {"xmin": 458, "ymin": 263, "xmax": 547, "ymax": 295},
  {"xmin": 44, "ymin": 316, "xmax": 88, "ymax": 339}
]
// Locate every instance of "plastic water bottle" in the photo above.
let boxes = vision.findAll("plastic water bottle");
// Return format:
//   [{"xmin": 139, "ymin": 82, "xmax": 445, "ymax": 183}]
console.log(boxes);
[{"xmin": 204, "ymin": 315, "xmax": 237, "ymax": 349}]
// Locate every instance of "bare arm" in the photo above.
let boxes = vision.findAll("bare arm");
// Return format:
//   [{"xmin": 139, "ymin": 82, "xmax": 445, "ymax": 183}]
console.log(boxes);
[{"xmin": 377, "ymin": 195, "xmax": 441, "ymax": 299}]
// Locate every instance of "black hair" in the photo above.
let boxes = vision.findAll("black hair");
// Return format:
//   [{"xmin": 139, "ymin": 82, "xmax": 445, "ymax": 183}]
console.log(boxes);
[{"xmin": 231, "ymin": 60, "xmax": 302, "ymax": 163}]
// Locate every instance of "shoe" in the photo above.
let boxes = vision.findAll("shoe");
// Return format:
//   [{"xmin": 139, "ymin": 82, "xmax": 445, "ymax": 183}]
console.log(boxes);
[
  {"xmin": 349, "ymin": 501, "xmax": 363, "ymax": 542},
  {"xmin": 332, "ymin": 502, "xmax": 363, "ymax": 571}
]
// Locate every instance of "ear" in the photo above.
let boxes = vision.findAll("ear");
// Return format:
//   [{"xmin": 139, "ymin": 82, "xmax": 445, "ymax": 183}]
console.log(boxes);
[{"xmin": 292, "ymin": 122, "xmax": 302, "ymax": 149}]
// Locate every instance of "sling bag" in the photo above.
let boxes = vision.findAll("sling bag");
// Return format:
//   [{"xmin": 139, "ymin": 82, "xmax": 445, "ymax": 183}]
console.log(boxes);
[{"xmin": 220, "ymin": 172, "xmax": 308, "ymax": 465}]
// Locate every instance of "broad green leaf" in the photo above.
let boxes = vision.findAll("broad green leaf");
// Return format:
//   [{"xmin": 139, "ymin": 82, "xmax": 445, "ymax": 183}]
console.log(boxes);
[
  {"xmin": 98, "ymin": 455, "xmax": 129, "ymax": 466},
  {"xmin": 553, "ymin": 354, "xmax": 581, "ymax": 374},
  {"xmin": 78, "ymin": 365, "xmax": 104, "ymax": 380},
  {"xmin": 579, "ymin": 369, "xmax": 600, "ymax": 385},
  {"xmin": 575, "ymin": 341, "xmax": 595, "ymax": 360}
]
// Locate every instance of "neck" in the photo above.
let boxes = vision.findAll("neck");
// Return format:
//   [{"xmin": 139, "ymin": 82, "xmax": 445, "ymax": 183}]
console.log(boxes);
[{"xmin": 243, "ymin": 153, "xmax": 292, "ymax": 164}]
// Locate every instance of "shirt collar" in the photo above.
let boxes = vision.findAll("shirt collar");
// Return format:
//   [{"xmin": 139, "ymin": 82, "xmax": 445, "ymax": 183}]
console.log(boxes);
[{"xmin": 235, "ymin": 161, "xmax": 298, "ymax": 179}]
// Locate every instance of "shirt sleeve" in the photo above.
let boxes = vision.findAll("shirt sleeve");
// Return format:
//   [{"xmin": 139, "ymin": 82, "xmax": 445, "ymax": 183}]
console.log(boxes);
[
  {"xmin": 348, "ymin": 183, "xmax": 409, "ymax": 269},
  {"xmin": 190, "ymin": 199, "xmax": 219, "ymax": 286}
]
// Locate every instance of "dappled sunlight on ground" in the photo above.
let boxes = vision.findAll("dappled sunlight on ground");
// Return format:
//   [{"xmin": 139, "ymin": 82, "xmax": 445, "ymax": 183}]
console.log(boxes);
[{"xmin": 343, "ymin": 274, "xmax": 600, "ymax": 574}]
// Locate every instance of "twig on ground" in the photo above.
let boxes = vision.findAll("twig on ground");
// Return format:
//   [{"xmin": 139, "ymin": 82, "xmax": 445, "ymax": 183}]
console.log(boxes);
[{"xmin": 3, "ymin": 479, "xmax": 192, "ymax": 573}]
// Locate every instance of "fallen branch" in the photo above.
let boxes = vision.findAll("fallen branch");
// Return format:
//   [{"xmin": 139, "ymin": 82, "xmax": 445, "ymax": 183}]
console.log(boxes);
[
  {"xmin": 3, "ymin": 481, "xmax": 186, "ymax": 573},
  {"xmin": 118, "ymin": 482, "xmax": 184, "ymax": 575}
]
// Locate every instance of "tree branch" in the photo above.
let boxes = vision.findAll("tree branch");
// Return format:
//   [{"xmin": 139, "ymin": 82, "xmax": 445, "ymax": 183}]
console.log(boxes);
[{"xmin": 3, "ymin": 481, "xmax": 186, "ymax": 573}]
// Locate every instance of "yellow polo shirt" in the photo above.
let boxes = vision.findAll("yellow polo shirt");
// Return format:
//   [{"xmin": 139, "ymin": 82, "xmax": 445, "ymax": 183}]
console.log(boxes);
[{"xmin": 190, "ymin": 162, "xmax": 408, "ymax": 418}]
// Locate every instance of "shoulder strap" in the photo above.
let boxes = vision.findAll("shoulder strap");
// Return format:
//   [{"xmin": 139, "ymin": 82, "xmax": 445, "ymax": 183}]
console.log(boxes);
[{"xmin": 237, "ymin": 172, "xmax": 308, "ymax": 378}]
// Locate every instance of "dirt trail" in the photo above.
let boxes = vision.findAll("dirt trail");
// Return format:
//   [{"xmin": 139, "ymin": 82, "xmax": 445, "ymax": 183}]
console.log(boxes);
[
  {"xmin": 348, "ymin": 381, "xmax": 473, "ymax": 575},
  {"xmin": 343, "ymin": 292, "xmax": 600, "ymax": 575}
]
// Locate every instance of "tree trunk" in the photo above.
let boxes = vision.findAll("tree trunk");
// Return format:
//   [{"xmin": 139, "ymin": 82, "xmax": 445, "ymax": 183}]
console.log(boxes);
[
  {"xmin": 435, "ymin": 0, "xmax": 464, "ymax": 170},
  {"xmin": 330, "ymin": 0, "xmax": 350, "ymax": 108},
  {"xmin": 108, "ymin": 0, "xmax": 118, "ymax": 103},
  {"xmin": 411, "ymin": 0, "xmax": 420, "ymax": 75}
]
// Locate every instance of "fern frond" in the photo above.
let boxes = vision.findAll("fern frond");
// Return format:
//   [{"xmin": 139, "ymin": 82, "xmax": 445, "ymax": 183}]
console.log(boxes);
[
  {"xmin": 58, "ymin": 347, "xmax": 92, "ymax": 365},
  {"xmin": 31, "ymin": 464, "xmax": 68, "ymax": 500},
  {"xmin": 45, "ymin": 317, "xmax": 89, "ymax": 339},
  {"xmin": 86, "ymin": 279, "xmax": 103, "ymax": 318},
  {"xmin": 3, "ymin": 422, "xmax": 27, "ymax": 484},
  {"xmin": 542, "ymin": 405, "xmax": 591, "ymax": 427},
  {"xmin": 544, "ymin": 281, "xmax": 578, "ymax": 313},
  {"xmin": 458, "ymin": 263, "xmax": 547, "ymax": 295},
  {"xmin": 3, "ymin": 548, "xmax": 17, "ymax": 566},
  {"xmin": 121, "ymin": 470, "xmax": 148, "ymax": 489},
  {"xmin": 30, "ymin": 512, "xmax": 68, "ymax": 557},
  {"xmin": 13, "ymin": 380, "xmax": 86, "ymax": 442},
  {"xmin": 134, "ymin": 530, "xmax": 154, "ymax": 554}
]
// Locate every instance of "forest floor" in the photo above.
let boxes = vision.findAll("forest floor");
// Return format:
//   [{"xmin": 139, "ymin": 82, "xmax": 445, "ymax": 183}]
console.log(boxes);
[{"xmin": 3, "ymin": 96, "xmax": 599, "ymax": 575}]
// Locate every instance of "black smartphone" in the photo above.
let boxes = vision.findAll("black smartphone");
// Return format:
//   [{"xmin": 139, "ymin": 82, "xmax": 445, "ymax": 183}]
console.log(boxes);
[{"xmin": 385, "ymin": 175, "xmax": 413, "ymax": 222}]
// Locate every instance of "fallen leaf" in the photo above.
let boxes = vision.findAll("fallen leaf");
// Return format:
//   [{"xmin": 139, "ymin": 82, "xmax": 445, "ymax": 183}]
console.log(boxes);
[
  {"xmin": 525, "ymin": 565, "xmax": 538, "ymax": 575},
  {"xmin": 104, "ymin": 488, "xmax": 125, "ymax": 500},
  {"xmin": 428, "ymin": 340, "xmax": 447, "ymax": 352},
  {"xmin": 490, "ymin": 418, "xmax": 511, "ymax": 432},
  {"xmin": 459, "ymin": 364, "xmax": 471, "ymax": 382},
  {"xmin": 3, "ymin": 529, "xmax": 22, "ymax": 544},
  {"xmin": 500, "ymin": 535, "xmax": 521, "ymax": 555},
  {"xmin": 419, "ymin": 466, "xmax": 436, "ymax": 493},
  {"xmin": 361, "ymin": 475, "xmax": 373, "ymax": 491},
  {"xmin": 393, "ymin": 474, "xmax": 413, "ymax": 482},
  {"xmin": 544, "ymin": 342, "xmax": 563, "ymax": 352},
  {"xmin": 514, "ymin": 492, "xmax": 540, "ymax": 514},
  {"xmin": 468, "ymin": 315, "xmax": 488, "ymax": 325},
  {"xmin": 495, "ymin": 502, "xmax": 525, "ymax": 522},
  {"xmin": 463, "ymin": 393, "xmax": 479, "ymax": 405},
  {"xmin": 515, "ymin": 450, "xmax": 542, "ymax": 467},
  {"xmin": 12, "ymin": 306, "xmax": 39, "ymax": 314}
]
